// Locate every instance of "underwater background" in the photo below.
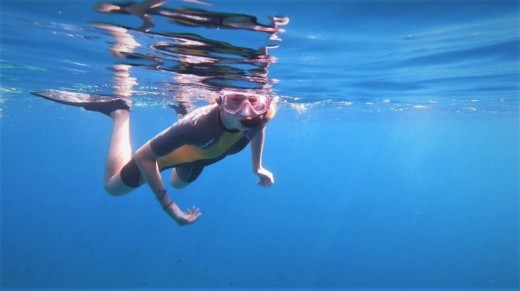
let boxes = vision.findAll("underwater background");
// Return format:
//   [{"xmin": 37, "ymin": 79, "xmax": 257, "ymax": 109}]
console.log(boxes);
[{"xmin": 1, "ymin": 0, "xmax": 519, "ymax": 289}]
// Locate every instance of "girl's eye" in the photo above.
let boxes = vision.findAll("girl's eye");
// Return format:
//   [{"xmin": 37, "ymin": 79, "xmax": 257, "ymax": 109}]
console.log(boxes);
[{"xmin": 230, "ymin": 97, "xmax": 244, "ymax": 104}]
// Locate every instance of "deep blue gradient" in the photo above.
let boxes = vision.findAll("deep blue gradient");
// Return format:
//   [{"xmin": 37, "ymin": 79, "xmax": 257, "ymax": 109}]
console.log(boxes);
[{"xmin": 1, "ymin": 0, "xmax": 519, "ymax": 289}]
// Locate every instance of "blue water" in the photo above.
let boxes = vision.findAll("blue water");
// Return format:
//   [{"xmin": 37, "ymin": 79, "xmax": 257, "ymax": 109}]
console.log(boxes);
[{"xmin": 1, "ymin": 0, "xmax": 519, "ymax": 289}]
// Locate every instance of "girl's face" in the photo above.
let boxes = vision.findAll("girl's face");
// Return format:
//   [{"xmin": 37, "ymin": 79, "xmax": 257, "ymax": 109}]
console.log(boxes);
[
  {"xmin": 219, "ymin": 92, "xmax": 270, "ymax": 130},
  {"xmin": 220, "ymin": 103, "xmax": 263, "ymax": 130}
]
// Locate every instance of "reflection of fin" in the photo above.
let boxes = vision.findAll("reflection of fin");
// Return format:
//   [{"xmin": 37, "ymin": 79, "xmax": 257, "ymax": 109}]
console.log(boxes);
[
  {"xmin": 124, "ymin": 0, "xmax": 169, "ymax": 15},
  {"xmin": 272, "ymin": 16, "xmax": 290, "ymax": 26},
  {"xmin": 123, "ymin": 0, "xmax": 171, "ymax": 32},
  {"xmin": 182, "ymin": 0, "xmax": 211, "ymax": 6},
  {"xmin": 137, "ymin": 14, "xmax": 154, "ymax": 32},
  {"xmin": 32, "ymin": 90, "xmax": 131, "ymax": 116}
]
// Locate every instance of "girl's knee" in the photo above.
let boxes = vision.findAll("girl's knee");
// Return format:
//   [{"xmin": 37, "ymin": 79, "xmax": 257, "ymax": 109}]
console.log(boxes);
[
  {"xmin": 104, "ymin": 176, "xmax": 134, "ymax": 196},
  {"xmin": 170, "ymin": 175, "xmax": 190, "ymax": 189},
  {"xmin": 170, "ymin": 170, "xmax": 190, "ymax": 189},
  {"xmin": 171, "ymin": 167, "xmax": 202, "ymax": 189},
  {"xmin": 104, "ymin": 183, "xmax": 127, "ymax": 196}
]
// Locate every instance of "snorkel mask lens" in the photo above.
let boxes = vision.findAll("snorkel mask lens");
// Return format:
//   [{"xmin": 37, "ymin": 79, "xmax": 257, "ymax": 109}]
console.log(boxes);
[{"xmin": 221, "ymin": 93, "xmax": 271, "ymax": 115}]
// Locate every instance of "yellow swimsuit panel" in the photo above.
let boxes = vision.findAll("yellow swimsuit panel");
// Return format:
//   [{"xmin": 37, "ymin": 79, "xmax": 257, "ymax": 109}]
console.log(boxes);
[{"xmin": 157, "ymin": 131, "xmax": 245, "ymax": 169}]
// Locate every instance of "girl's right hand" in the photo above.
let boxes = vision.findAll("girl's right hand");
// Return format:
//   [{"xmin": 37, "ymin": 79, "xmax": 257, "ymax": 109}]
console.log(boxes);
[{"xmin": 168, "ymin": 203, "xmax": 202, "ymax": 226}]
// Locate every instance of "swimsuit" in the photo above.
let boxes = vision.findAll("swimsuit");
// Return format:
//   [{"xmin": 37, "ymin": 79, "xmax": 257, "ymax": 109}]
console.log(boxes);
[{"xmin": 120, "ymin": 104, "xmax": 262, "ymax": 187}]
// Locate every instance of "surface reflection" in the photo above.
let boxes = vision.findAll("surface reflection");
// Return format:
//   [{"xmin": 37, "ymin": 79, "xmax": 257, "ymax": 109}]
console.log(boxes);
[{"xmin": 93, "ymin": 0, "xmax": 288, "ymax": 114}]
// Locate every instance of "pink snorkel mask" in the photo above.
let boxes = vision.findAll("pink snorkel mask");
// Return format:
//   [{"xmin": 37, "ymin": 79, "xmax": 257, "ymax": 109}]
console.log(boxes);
[{"xmin": 220, "ymin": 91, "xmax": 272, "ymax": 115}]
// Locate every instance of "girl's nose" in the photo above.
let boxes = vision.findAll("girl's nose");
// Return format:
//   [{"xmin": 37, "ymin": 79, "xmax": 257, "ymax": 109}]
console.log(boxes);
[{"xmin": 238, "ymin": 104, "xmax": 251, "ymax": 116}]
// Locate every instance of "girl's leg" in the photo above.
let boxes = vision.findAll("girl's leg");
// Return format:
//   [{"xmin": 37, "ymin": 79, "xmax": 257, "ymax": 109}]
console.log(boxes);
[
  {"xmin": 104, "ymin": 109, "xmax": 135, "ymax": 195},
  {"xmin": 170, "ymin": 168, "xmax": 191, "ymax": 189},
  {"xmin": 170, "ymin": 167, "xmax": 204, "ymax": 189}
]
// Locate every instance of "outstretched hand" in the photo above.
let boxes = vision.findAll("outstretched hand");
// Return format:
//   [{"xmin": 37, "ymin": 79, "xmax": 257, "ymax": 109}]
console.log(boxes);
[
  {"xmin": 256, "ymin": 167, "xmax": 274, "ymax": 187},
  {"xmin": 170, "ymin": 203, "xmax": 202, "ymax": 226}
]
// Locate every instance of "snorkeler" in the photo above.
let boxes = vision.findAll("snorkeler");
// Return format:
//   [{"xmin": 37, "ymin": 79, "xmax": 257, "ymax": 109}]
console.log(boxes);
[
  {"xmin": 111, "ymin": 90, "xmax": 275, "ymax": 225},
  {"xmin": 45, "ymin": 0, "xmax": 280, "ymax": 226},
  {"xmin": 34, "ymin": 89, "xmax": 276, "ymax": 226}
]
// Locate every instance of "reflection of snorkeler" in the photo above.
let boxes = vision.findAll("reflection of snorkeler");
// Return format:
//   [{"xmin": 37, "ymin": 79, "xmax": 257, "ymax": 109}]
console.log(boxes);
[
  {"xmin": 94, "ymin": 0, "xmax": 210, "ymax": 31},
  {"xmin": 159, "ymin": 7, "xmax": 289, "ymax": 40},
  {"xmin": 95, "ymin": 0, "xmax": 169, "ymax": 32},
  {"xmin": 95, "ymin": 0, "xmax": 289, "ymax": 39}
]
